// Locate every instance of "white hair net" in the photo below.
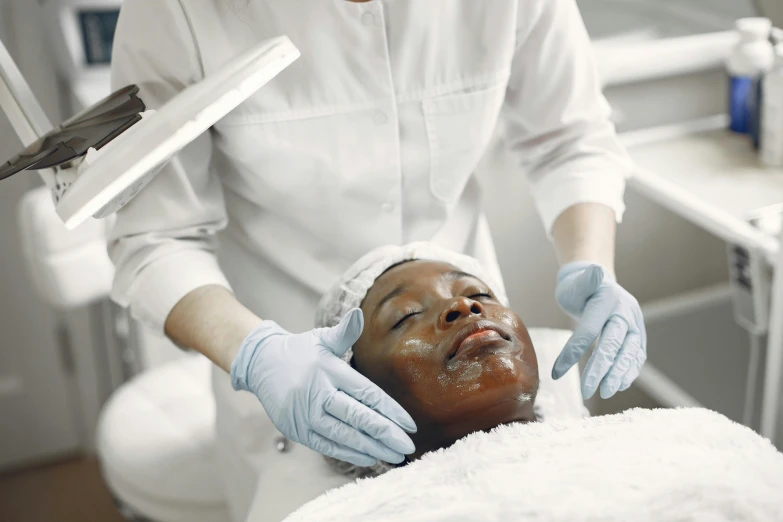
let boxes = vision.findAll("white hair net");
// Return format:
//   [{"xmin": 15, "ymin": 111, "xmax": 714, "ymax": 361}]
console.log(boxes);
[
  {"xmin": 315, "ymin": 241, "xmax": 509, "ymax": 478},
  {"xmin": 315, "ymin": 241, "xmax": 509, "ymax": 364}
]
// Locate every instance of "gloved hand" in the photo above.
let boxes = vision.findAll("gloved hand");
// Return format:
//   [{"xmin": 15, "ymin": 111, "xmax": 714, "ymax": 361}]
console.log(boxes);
[
  {"xmin": 230, "ymin": 308, "xmax": 416, "ymax": 467},
  {"xmin": 553, "ymin": 262, "xmax": 647, "ymax": 400}
]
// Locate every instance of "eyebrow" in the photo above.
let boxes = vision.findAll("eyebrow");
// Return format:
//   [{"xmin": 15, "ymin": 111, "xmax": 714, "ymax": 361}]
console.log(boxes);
[
  {"xmin": 372, "ymin": 284, "xmax": 407, "ymax": 322},
  {"xmin": 371, "ymin": 270, "xmax": 477, "ymax": 321},
  {"xmin": 444, "ymin": 270, "xmax": 475, "ymax": 282}
]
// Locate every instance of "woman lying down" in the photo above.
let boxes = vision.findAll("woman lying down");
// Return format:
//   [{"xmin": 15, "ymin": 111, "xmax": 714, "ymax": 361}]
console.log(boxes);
[{"xmin": 268, "ymin": 243, "xmax": 783, "ymax": 521}]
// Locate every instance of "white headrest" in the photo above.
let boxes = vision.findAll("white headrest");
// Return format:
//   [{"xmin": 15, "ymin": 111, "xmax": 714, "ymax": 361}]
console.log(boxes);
[{"xmin": 17, "ymin": 186, "xmax": 113, "ymax": 308}]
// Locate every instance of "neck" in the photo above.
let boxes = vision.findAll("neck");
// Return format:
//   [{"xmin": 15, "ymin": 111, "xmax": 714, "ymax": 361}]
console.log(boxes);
[{"xmin": 408, "ymin": 398, "xmax": 537, "ymax": 460}]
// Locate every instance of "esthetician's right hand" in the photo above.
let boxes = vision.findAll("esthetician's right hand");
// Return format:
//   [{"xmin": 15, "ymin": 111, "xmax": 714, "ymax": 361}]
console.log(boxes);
[{"xmin": 230, "ymin": 308, "xmax": 417, "ymax": 467}]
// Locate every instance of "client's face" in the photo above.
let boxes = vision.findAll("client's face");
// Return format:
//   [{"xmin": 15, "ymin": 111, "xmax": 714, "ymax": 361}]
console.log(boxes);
[{"xmin": 353, "ymin": 261, "xmax": 538, "ymax": 458}]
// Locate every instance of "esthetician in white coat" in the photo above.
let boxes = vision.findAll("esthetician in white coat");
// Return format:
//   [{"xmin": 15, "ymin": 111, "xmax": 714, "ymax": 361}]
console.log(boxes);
[{"xmin": 110, "ymin": 0, "xmax": 646, "ymax": 519}]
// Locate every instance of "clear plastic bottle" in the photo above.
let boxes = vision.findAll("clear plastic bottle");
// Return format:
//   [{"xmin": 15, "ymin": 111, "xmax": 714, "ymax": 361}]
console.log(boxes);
[
  {"xmin": 761, "ymin": 44, "xmax": 783, "ymax": 167},
  {"xmin": 727, "ymin": 18, "xmax": 774, "ymax": 135}
]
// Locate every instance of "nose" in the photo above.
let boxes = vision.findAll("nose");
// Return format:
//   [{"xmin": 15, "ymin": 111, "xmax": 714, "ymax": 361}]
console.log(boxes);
[{"xmin": 438, "ymin": 297, "xmax": 484, "ymax": 330}]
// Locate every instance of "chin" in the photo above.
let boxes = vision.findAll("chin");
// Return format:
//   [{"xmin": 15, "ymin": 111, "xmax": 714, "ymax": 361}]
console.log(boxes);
[
  {"xmin": 441, "ymin": 372, "xmax": 538, "ymax": 424},
  {"xmin": 463, "ymin": 350, "xmax": 538, "ymax": 396},
  {"xmin": 440, "ymin": 387, "xmax": 538, "ymax": 444}
]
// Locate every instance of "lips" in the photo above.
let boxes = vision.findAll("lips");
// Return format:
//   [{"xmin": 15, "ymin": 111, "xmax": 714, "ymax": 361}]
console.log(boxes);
[{"xmin": 448, "ymin": 320, "xmax": 511, "ymax": 360}]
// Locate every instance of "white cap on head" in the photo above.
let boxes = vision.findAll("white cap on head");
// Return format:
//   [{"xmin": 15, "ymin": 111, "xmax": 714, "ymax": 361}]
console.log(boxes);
[{"xmin": 315, "ymin": 241, "xmax": 509, "ymax": 364}]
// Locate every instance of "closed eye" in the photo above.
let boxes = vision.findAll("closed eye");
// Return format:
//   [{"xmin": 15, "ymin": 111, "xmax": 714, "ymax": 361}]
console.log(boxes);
[
  {"xmin": 468, "ymin": 293, "xmax": 493, "ymax": 300},
  {"xmin": 392, "ymin": 311, "xmax": 421, "ymax": 331}
]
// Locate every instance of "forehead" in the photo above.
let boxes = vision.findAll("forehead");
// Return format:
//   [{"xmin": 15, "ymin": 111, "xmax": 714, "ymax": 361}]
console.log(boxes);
[{"xmin": 363, "ymin": 260, "xmax": 480, "ymax": 308}]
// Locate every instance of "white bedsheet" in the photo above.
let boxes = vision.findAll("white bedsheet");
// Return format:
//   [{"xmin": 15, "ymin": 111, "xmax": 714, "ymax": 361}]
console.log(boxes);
[{"xmin": 282, "ymin": 408, "xmax": 783, "ymax": 522}]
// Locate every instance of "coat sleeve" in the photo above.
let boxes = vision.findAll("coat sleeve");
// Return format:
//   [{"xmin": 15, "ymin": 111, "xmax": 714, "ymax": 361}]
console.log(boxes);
[
  {"xmin": 108, "ymin": 0, "xmax": 231, "ymax": 333},
  {"xmin": 503, "ymin": 0, "xmax": 635, "ymax": 234}
]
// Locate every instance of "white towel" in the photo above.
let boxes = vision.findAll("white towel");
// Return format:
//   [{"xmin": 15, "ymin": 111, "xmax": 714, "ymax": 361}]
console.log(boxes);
[{"xmin": 282, "ymin": 408, "xmax": 783, "ymax": 522}]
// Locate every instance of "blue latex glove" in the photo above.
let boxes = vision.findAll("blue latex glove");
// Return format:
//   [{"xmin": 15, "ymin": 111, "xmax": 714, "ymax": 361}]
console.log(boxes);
[
  {"xmin": 230, "ymin": 308, "xmax": 416, "ymax": 467},
  {"xmin": 553, "ymin": 262, "xmax": 647, "ymax": 400}
]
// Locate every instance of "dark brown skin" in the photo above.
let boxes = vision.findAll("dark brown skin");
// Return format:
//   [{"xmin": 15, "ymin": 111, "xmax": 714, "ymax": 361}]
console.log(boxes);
[{"xmin": 353, "ymin": 260, "xmax": 539, "ymax": 459}]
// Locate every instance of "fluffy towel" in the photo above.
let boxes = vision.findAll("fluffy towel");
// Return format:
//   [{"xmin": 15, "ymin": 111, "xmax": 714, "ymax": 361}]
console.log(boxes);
[{"xmin": 283, "ymin": 408, "xmax": 783, "ymax": 522}]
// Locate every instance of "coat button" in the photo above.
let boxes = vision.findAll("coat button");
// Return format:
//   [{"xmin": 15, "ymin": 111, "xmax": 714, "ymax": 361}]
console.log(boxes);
[
  {"xmin": 381, "ymin": 201, "xmax": 395, "ymax": 213},
  {"xmin": 274, "ymin": 436, "xmax": 289, "ymax": 453},
  {"xmin": 361, "ymin": 12, "xmax": 376, "ymax": 26},
  {"xmin": 373, "ymin": 110, "xmax": 388, "ymax": 126}
]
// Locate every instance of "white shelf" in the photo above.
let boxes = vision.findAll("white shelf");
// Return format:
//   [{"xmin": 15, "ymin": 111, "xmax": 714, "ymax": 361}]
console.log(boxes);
[
  {"xmin": 620, "ymin": 117, "xmax": 783, "ymax": 442},
  {"xmin": 580, "ymin": 0, "xmax": 742, "ymax": 87},
  {"xmin": 593, "ymin": 31, "xmax": 737, "ymax": 87},
  {"xmin": 621, "ymin": 119, "xmax": 783, "ymax": 258}
]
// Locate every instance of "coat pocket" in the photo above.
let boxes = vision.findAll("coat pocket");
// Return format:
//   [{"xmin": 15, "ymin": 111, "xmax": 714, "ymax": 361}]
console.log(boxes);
[{"xmin": 423, "ymin": 82, "xmax": 507, "ymax": 203}]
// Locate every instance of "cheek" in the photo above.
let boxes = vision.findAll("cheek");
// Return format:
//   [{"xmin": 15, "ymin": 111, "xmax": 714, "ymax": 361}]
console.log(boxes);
[
  {"xmin": 447, "ymin": 354, "xmax": 535, "ymax": 393},
  {"xmin": 389, "ymin": 338, "xmax": 440, "ymax": 386},
  {"xmin": 496, "ymin": 308, "xmax": 523, "ymax": 332},
  {"xmin": 491, "ymin": 307, "xmax": 537, "ymax": 368}
]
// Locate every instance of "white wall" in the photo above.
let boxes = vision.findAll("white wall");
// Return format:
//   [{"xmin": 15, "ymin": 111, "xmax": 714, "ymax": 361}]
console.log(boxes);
[{"xmin": 2, "ymin": 0, "xmax": 62, "ymax": 123}]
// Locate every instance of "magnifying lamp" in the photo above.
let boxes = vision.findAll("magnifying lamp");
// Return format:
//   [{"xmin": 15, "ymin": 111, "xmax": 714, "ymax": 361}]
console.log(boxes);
[{"xmin": 0, "ymin": 35, "xmax": 299, "ymax": 229}]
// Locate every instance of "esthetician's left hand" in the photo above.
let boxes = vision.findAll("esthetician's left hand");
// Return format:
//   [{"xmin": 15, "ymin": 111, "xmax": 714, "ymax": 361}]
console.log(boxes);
[{"xmin": 553, "ymin": 262, "xmax": 647, "ymax": 400}]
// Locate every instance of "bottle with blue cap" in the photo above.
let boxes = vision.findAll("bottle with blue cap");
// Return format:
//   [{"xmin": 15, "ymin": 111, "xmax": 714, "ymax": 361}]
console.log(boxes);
[{"xmin": 727, "ymin": 18, "xmax": 774, "ymax": 135}]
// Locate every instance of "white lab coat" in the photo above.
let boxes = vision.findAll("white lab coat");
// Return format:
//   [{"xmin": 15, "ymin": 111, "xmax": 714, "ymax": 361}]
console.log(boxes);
[{"xmin": 109, "ymin": 0, "xmax": 631, "ymax": 520}]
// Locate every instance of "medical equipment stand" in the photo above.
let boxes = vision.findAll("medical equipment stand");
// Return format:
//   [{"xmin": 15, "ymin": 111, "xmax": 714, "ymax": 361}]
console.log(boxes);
[
  {"xmin": 621, "ymin": 116, "xmax": 783, "ymax": 443},
  {"xmin": 0, "ymin": 32, "xmax": 139, "ymax": 394}
]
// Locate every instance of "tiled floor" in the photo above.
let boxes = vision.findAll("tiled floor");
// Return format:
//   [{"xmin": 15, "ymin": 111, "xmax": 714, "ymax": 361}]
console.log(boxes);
[{"xmin": 0, "ymin": 456, "xmax": 125, "ymax": 522}]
